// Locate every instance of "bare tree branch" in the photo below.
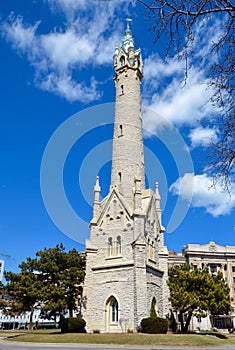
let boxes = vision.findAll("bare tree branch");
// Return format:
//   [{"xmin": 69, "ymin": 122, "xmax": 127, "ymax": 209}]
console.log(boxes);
[{"xmin": 136, "ymin": 0, "xmax": 235, "ymax": 189}]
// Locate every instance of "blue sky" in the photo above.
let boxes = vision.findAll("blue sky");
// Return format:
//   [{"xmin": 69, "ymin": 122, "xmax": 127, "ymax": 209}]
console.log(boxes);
[{"xmin": 1, "ymin": 1, "xmax": 235, "ymax": 275}]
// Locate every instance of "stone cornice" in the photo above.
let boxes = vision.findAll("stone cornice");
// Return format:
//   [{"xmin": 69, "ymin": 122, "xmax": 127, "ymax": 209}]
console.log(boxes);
[{"xmin": 92, "ymin": 261, "xmax": 134, "ymax": 271}]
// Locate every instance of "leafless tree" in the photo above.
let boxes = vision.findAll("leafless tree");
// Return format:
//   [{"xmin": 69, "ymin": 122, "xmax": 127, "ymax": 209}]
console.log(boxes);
[{"xmin": 136, "ymin": 0, "xmax": 235, "ymax": 189}]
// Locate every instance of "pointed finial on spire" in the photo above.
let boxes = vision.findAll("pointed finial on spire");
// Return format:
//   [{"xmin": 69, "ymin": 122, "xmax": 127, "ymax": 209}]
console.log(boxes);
[
  {"xmin": 155, "ymin": 182, "xmax": 161, "ymax": 201},
  {"xmin": 126, "ymin": 18, "xmax": 132, "ymax": 29},
  {"xmin": 94, "ymin": 176, "xmax": 100, "ymax": 191},
  {"xmin": 93, "ymin": 176, "xmax": 101, "ymax": 219},
  {"xmin": 94, "ymin": 176, "xmax": 101, "ymax": 198},
  {"xmin": 125, "ymin": 18, "xmax": 132, "ymax": 35},
  {"xmin": 122, "ymin": 18, "xmax": 134, "ymax": 53},
  {"xmin": 155, "ymin": 181, "xmax": 160, "ymax": 194}
]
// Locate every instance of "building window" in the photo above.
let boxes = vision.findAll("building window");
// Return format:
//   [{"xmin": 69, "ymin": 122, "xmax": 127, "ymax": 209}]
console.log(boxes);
[
  {"xmin": 120, "ymin": 85, "xmax": 124, "ymax": 95},
  {"xmin": 119, "ymin": 125, "xmax": 123, "ymax": 136},
  {"xmin": 108, "ymin": 237, "xmax": 113, "ymax": 256},
  {"xmin": 151, "ymin": 241, "xmax": 154, "ymax": 260},
  {"xmin": 210, "ymin": 265, "xmax": 217, "ymax": 274},
  {"xmin": 233, "ymin": 277, "xmax": 235, "ymax": 284},
  {"xmin": 120, "ymin": 56, "xmax": 125, "ymax": 66},
  {"xmin": 224, "ymin": 264, "xmax": 227, "ymax": 271},
  {"xmin": 193, "ymin": 265, "xmax": 197, "ymax": 270},
  {"xmin": 232, "ymin": 266, "xmax": 235, "ymax": 273},
  {"xmin": 147, "ymin": 239, "xmax": 151, "ymax": 259},
  {"xmin": 118, "ymin": 172, "xmax": 122, "ymax": 184},
  {"xmin": 110, "ymin": 299, "xmax": 118, "ymax": 323},
  {"xmin": 117, "ymin": 236, "xmax": 121, "ymax": 255}
]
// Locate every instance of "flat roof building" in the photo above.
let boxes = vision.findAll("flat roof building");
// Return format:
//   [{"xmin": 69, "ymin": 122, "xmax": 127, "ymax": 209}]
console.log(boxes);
[{"xmin": 168, "ymin": 242, "xmax": 235, "ymax": 330}]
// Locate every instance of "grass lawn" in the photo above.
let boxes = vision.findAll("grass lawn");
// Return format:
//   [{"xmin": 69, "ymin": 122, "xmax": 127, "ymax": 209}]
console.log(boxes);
[{"xmin": 1, "ymin": 330, "xmax": 235, "ymax": 346}]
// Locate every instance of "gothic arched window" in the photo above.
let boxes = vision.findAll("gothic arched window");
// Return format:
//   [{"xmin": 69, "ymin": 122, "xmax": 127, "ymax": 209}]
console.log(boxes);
[
  {"xmin": 108, "ymin": 237, "xmax": 113, "ymax": 256},
  {"xmin": 120, "ymin": 56, "xmax": 125, "ymax": 66},
  {"xmin": 151, "ymin": 240, "xmax": 155, "ymax": 260},
  {"xmin": 117, "ymin": 235, "xmax": 121, "ymax": 255},
  {"xmin": 147, "ymin": 238, "xmax": 151, "ymax": 258},
  {"xmin": 110, "ymin": 298, "xmax": 118, "ymax": 323}
]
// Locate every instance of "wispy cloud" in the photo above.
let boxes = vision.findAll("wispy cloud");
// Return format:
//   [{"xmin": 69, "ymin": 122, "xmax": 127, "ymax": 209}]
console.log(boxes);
[
  {"xmin": 189, "ymin": 126, "xmax": 218, "ymax": 148},
  {"xmin": 1, "ymin": 15, "xmax": 40, "ymax": 52},
  {"xmin": 142, "ymin": 17, "xmax": 223, "ymax": 133},
  {"xmin": 40, "ymin": 74, "xmax": 100, "ymax": 103},
  {"xmin": 0, "ymin": 1, "xmax": 125, "ymax": 102},
  {"xmin": 47, "ymin": 0, "xmax": 89, "ymax": 14},
  {"xmin": 143, "ymin": 56, "xmax": 215, "ymax": 132},
  {"xmin": 170, "ymin": 173, "xmax": 235, "ymax": 217}
]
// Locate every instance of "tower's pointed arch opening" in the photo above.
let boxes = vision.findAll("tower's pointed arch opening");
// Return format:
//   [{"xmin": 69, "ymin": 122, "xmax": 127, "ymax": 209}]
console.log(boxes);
[{"xmin": 106, "ymin": 295, "xmax": 119, "ymax": 332}]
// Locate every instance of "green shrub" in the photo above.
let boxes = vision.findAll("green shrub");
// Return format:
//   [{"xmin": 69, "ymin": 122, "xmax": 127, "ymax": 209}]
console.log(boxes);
[
  {"xmin": 141, "ymin": 317, "xmax": 168, "ymax": 334},
  {"xmin": 60, "ymin": 317, "xmax": 86, "ymax": 333}
]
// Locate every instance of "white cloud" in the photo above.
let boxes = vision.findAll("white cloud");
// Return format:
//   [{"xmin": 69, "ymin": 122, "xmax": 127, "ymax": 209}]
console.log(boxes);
[
  {"xmin": 40, "ymin": 74, "xmax": 100, "ymax": 103},
  {"xmin": 46, "ymin": 0, "xmax": 112, "ymax": 20},
  {"xmin": 189, "ymin": 127, "xmax": 218, "ymax": 148},
  {"xmin": 170, "ymin": 173, "xmax": 235, "ymax": 217},
  {"xmin": 40, "ymin": 29, "xmax": 95, "ymax": 70},
  {"xmin": 143, "ymin": 54, "xmax": 184, "ymax": 89},
  {"xmin": 142, "ymin": 18, "xmax": 222, "ymax": 133},
  {"xmin": 193, "ymin": 17, "xmax": 223, "ymax": 63},
  {"xmin": 0, "ymin": 2, "xmax": 126, "ymax": 102},
  {"xmin": 143, "ymin": 57, "xmax": 215, "ymax": 132},
  {"xmin": 1, "ymin": 15, "xmax": 40, "ymax": 52},
  {"xmin": 48, "ymin": 0, "xmax": 88, "ymax": 12}
]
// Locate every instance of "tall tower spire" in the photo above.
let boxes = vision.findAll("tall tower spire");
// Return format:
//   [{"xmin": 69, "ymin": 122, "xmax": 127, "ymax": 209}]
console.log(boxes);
[
  {"xmin": 83, "ymin": 25, "xmax": 169, "ymax": 334},
  {"xmin": 111, "ymin": 24, "xmax": 144, "ymax": 203}
]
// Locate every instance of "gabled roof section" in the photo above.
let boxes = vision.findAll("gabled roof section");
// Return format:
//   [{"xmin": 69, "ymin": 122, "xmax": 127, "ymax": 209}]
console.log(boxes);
[
  {"xmin": 141, "ymin": 189, "xmax": 163, "ymax": 232},
  {"xmin": 91, "ymin": 188, "xmax": 133, "ymax": 229}
]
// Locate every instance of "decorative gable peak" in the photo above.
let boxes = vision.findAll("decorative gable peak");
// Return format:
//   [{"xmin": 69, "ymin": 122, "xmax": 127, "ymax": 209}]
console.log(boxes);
[{"xmin": 92, "ymin": 189, "xmax": 132, "ymax": 230}]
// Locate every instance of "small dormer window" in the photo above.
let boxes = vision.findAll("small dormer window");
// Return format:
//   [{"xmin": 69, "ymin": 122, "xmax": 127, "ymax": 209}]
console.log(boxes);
[{"xmin": 120, "ymin": 56, "xmax": 125, "ymax": 66}]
